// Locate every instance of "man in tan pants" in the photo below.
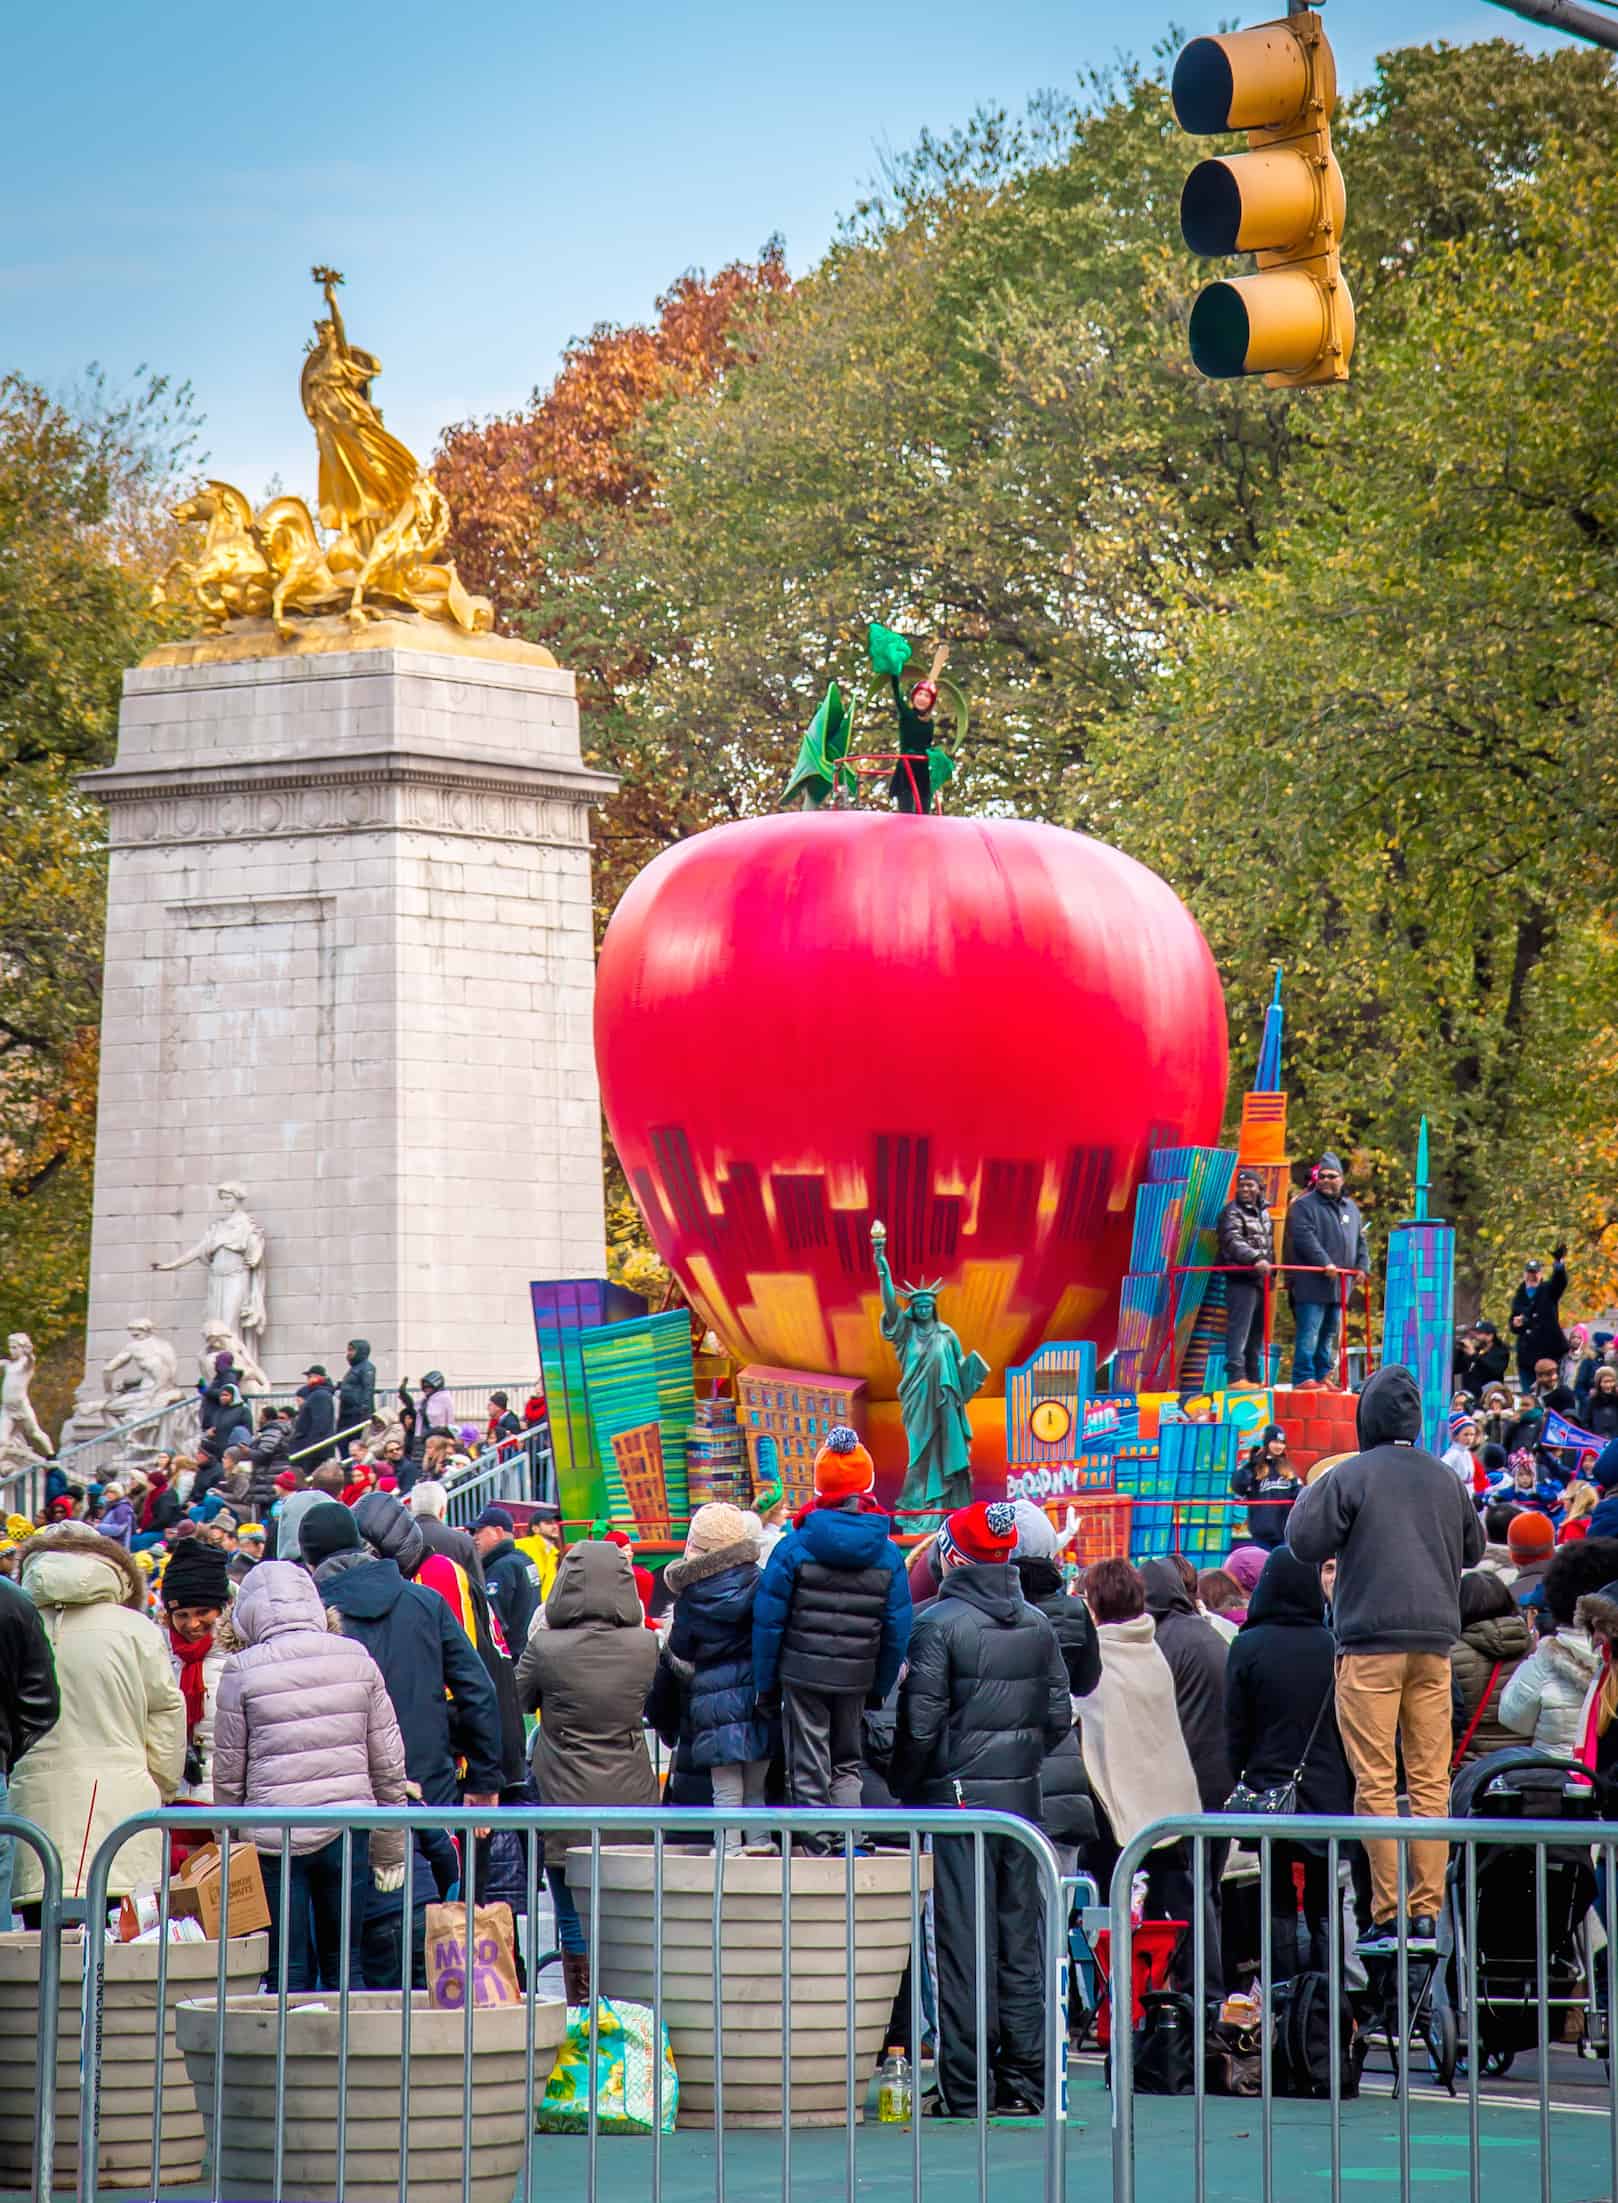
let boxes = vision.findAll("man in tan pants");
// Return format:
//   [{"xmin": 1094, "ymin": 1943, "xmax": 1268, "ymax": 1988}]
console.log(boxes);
[
  {"xmin": 1333, "ymin": 1653, "xmax": 1453, "ymax": 1930},
  {"xmin": 1288, "ymin": 1364, "xmax": 1483, "ymax": 1951}
]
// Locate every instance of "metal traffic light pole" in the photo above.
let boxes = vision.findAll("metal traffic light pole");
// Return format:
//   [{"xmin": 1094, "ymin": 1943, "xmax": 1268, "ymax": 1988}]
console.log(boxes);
[
  {"xmin": 1292, "ymin": 0, "xmax": 1618, "ymax": 50},
  {"xmin": 1482, "ymin": 0, "xmax": 1618, "ymax": 47}
]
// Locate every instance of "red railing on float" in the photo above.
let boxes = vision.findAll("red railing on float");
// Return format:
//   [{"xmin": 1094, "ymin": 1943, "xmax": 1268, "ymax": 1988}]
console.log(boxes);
[{"xmin": 1163, "ymin": 1260, "xmax": 1374, "ymax": 1392}]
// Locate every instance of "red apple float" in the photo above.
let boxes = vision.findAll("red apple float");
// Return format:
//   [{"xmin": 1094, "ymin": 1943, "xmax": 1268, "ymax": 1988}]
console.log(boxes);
[{"xmin": 595, "ymin": 811, "xmax": 1227, "ymax": 1413}]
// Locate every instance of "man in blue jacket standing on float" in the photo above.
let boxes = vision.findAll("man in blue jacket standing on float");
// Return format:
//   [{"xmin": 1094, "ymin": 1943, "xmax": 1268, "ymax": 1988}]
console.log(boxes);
[{"xmin": 753, "ymin": 1425, "xmax": 911, "ymax": 1828}]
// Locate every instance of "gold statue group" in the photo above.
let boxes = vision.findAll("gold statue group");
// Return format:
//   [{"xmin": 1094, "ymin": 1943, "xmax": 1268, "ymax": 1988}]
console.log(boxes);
[{"xmin": 154, "ymin": 268, "xmax": 491, "ymax": 640}]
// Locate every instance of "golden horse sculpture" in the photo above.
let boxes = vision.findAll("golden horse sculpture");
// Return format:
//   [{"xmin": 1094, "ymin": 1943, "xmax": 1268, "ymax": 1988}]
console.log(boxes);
[{"xmin": 153, "ymin": 267, "xmax": 492, "ymax": 641}]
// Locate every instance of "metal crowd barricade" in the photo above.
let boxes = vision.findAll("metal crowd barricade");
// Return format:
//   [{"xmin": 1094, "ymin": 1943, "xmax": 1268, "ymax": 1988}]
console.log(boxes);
[
  {"xmin": 1109, "ymin": 1805, "xmax": 1618, "ymax": 2203},
  {"xmin": 0, "ymin": 1814, "xmax": 65, "ymax": 2203},
  {"xmin": 73, "ymin": 1801, "xmax": 1069, "ymax": 2203}
]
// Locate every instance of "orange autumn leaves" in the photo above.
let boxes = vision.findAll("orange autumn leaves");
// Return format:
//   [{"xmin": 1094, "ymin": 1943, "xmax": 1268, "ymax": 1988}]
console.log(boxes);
[{"xmin": 433, "ymin": 246, "xmax": 790, "ymax": 633}]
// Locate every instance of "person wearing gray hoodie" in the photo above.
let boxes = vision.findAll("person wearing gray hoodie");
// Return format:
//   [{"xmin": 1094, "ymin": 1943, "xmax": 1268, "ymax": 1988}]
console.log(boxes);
[{"xmin": 1287, "ymin": 1364, "xmax": 1483, "ymax": 1952}]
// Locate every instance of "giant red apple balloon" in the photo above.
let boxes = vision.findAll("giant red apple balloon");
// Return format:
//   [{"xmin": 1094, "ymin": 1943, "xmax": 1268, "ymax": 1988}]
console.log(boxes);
[{"xmin": 594, "ymin": 811, "xmax": 1227, "ymax": 1392}]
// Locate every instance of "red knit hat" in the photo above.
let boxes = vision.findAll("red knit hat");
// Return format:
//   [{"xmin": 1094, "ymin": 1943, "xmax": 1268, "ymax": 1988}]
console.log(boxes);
[
  {"xmin": 1508, "ymin": 1509, "xmax": 1555, "ymax": 1559},
  {"xmin": 813, "ymin": 1425, "xmax": 875, "ymax": 1500},
  {"xmin": 940, "ymin": 1500, "xmax": 1019, "ymax": 1566}
]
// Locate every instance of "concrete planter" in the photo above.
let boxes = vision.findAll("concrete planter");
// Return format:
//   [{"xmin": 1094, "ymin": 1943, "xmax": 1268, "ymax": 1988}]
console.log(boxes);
[
  {"xmin": 567, "ymin": 1843, "xmax": 929, "ymax": 2128},
  {"xmin": 177, "ymin": 1989, "xmax": 567, "ymax": 2203},
  {"xmin": 0, "ymin": 1928, "xmax": 268, "ymax": 2190}
]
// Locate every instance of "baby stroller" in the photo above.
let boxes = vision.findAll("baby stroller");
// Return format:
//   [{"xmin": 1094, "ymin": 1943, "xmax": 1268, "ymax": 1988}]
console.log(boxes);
[{"xmin": 1445, "ymin": 1747, "xmax": 1608, "ymax": 2079}]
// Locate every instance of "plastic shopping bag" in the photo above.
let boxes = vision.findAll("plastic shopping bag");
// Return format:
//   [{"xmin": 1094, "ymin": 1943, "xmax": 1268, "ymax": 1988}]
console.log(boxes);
[{"xmin": 535, "ymin": 1996, "xmax": 678, "ymax": 2135}]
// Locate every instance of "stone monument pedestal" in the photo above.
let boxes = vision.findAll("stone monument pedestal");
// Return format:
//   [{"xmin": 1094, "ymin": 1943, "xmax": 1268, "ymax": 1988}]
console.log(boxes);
[{"xmin": 76, "ymin": 620, "xmax": 617, "ymax": 1394}]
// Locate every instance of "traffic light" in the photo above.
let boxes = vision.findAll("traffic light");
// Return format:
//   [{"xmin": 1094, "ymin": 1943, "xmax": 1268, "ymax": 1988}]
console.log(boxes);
[{"xmin": 1171, "ymin": 11, "xmax": 1354, "ymax": 387}]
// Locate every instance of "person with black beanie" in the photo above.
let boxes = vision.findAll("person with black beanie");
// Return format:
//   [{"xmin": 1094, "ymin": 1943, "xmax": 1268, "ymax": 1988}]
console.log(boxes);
[
  {"xmin": 159, "ymin": 1538, "xmax": 233, "ymax": 1805},
  {"xmin": 1229, "ymin": 1425, "xmax": 1299, "ymax": 1549}
]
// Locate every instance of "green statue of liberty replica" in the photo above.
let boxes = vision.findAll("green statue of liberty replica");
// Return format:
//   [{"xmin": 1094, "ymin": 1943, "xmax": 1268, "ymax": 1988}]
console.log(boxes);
[{"xmin": 872, "ymin": 1218, "xmax": 989, "ymax": 1525}]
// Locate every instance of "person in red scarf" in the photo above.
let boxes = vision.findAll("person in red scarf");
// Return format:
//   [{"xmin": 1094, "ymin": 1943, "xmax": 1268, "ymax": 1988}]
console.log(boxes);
[
  {"xmin": 159, "ymin": 1538, "xmax": 232, "ymax": 1861},
  {"xmin": 341, "ymin": 1459, "xmax": 376, "ymax": 1509},
  {"xmin": 134, "ymin": 1471, "xmax": 182, "ymax": 1549}
]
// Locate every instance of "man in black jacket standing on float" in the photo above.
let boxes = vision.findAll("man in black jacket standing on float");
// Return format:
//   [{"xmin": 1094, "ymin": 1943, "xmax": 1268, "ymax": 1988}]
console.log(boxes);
[
  {"xmin": 1216, "ymin": 1166, "xmax": 1274, "ymax": 1385},
  {"xmin": 892, "ymin": 1499, "xmax": 1071, "ymax": 2121},
  {"xmin": 0, "ymin": 1571, "xmax": 60, "ymax": 1924},
  {"xmin": 1283, "ymin": 1151, "xmax": 1370, "ymax": 1387}
]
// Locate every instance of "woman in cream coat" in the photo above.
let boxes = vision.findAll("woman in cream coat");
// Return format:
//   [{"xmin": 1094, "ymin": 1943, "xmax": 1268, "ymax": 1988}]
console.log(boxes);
[{"xmin": 10, "ymin": 1526, "xmax": 185, "ymax": 1911}]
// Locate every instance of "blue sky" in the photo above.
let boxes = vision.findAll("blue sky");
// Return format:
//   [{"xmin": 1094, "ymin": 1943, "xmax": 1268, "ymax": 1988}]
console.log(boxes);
[{"xmin": 7, "ymin": 1, "xmax": 1561, "ymax": 496}]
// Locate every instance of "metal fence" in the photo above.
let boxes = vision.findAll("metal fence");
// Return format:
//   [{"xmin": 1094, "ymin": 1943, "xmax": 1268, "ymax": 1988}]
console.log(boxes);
[
  {"xmin": 13, "ymin": 1789, "xmax": 1617, "ymax": 2203},
  {"xmin": 1108, "ymin": 1794, "xmax": 1618, "ymax": 2203},
  {"xmin": 2, "ymin": 1801, "xmax": 1067, "ymax": 2203}
]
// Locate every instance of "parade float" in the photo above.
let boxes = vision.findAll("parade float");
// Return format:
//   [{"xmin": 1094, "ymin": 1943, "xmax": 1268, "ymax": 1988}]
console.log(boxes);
[{"xmin": 536, "ymin": 627, "xmax": 1438, "ymax": 1563}]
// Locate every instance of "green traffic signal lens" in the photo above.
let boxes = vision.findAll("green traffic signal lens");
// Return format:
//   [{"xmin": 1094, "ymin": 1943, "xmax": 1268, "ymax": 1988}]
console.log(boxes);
[
  {"xmin": 1180, "ymin": 161, "xmax": 1243, "ymax": 256},
  {"xmin": 1172, "ymin": 38, "xmax": 1235, "ymax": 134},
  {"xmin": 1188, "ymin": 283, "xmax": 1250, "ymax": 378}
]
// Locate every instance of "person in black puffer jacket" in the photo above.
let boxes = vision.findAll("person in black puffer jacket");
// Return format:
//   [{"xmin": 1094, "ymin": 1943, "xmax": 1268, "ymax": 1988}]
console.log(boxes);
[
  {"xmin": 892, "ymin": 1500, "xmax": 1071, "ymax": 2119},
  {"xmin": 1011, "ymin": 1500, "xmax": 1100, "ymax": 1869},
  {"xmin": 246, "ymin": 1411, "xmax": 292, "ymax": 1515},
  {"xmin": 471, "ymin": 1509, "xmax": 543, "ymax": 1649},
  {"xmin": 752, "ymin": 1428, "xmax": 911, "ymax": 1818},
  {"xmin": 1225, "ymin": 1545, "xmax": 1354, "ymax": 1974},
  {"xmin": 352, "ymin": 1491, "xmax": 525, "ymax": 1788},
  {"xmin": 1216, "ymin": 1168, "xmax": 1275, "ymax": 1385},
  {"xmin": 663, "ymin": 1504, "xmax": 771, "ymax": 1849},
  {"xmin": 290, "ymin": 1367, "xmax": 338, "ymax": 1469}
]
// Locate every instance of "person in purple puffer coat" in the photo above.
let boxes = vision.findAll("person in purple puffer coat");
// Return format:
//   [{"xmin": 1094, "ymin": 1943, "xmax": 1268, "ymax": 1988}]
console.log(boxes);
[{"xmin": 213, "ymin": 1561, "xmax": 408, "ymax": 1990}]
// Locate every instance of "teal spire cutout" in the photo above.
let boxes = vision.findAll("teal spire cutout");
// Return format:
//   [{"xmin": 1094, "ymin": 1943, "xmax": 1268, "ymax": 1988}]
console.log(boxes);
[{"xmin": 1254, "ymin": 965, "xmax": 1284, "ymax": 1091}]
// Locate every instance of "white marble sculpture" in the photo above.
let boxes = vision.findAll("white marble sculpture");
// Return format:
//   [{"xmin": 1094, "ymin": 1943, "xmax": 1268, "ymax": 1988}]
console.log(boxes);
[
  {"xmin": 100, "ymin": 1318, "xmax": 187, "ymax": 1420},
  {"xmin": 152, "ymin": 1182, "xmax": 268, "ymax": 1344},
  {"xmin": 0, "ymin": 1333, "xmax": 52, "ymax": 1468},
  {"xmin": 199, "ymin": 1322, "xmax": 270, "ymax": 1397}
]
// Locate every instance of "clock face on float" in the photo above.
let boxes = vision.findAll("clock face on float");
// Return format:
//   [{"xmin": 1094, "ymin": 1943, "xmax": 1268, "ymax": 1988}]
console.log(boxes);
[{"xmin": 1029, "ymin": 1398, "xmax": 1074, "ymax": 1447}]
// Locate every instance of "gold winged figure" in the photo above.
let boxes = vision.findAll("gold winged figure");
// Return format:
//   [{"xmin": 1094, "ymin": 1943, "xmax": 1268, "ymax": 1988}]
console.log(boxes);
[{"xmin": 153, "ymin": 267, "xmax": 492, "ymax": 641}]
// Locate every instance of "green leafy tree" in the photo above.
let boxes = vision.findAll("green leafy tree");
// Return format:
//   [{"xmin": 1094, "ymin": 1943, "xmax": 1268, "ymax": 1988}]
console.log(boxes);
[
  {"xmin": 498, "ymin": 39, "xmax": 1618, "ymax": 1308},
  {"xmin": 0, "ymin": 371, "xmax": 196, "ymax": 1346},
  {"xmin": 1093, "ymin": 136, "xmax": 1618, "ymax": 1308}
]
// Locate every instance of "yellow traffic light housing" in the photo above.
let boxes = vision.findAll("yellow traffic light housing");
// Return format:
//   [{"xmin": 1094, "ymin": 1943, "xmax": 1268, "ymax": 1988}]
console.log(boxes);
[{"xmin": 1172, "ymin": 12, "xmax": 1354, "ymax": 387}]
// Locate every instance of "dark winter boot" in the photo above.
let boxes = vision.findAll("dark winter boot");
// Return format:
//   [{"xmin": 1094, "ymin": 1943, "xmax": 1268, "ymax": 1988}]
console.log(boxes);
[{"xmin": 562, "ymin": 1950, "xmax": 591, "ymax": 2008}]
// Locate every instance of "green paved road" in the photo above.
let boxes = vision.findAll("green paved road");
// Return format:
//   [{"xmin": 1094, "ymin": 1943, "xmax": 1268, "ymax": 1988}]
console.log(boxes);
[
  {"xmin": 20, "ymin": 2056, "xmax": 1615, "ymax": 2203},
  {"xmin": 508, "ymin": 2061, "xmax": 1613, "ymax": 2203}
]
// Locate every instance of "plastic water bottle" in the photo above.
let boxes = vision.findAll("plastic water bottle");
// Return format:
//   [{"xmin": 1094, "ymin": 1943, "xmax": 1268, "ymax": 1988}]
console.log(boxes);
[
  {"xmin": 1131, "ymin": 1872, "xmax": 1149, "ymax": 1928},
  {"xmin": 877, "ymin": 2051, "xmax": 913, "ymax": 2123}
]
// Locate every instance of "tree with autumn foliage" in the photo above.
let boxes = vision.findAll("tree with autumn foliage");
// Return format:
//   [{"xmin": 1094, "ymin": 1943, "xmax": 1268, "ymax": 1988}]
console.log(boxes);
[
  {"xmin": 433, "ymin": 247, "xmax": 790, "ymax": 919},
  {"xmin": 434, "ymin": 245, "xmax": 789, "ymax": 627}
]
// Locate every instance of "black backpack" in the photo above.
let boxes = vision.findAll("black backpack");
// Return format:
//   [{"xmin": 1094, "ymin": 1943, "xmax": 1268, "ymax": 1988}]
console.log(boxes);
[
  {"xmin": 1272, "ymin": 1971, "xmax": 1359, "ymax": 2099},
  {"xmin": 1132, "ymin": 1991, "xmax": 1197, "ymax": 2094}
]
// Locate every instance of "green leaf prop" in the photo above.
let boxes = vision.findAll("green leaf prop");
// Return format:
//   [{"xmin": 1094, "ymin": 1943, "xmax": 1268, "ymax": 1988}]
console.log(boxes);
[
  {"xmin": 867, "ymin": 622, "xmax": 912, "ymax": 678},
  {"xmin": 781, "ymin": 679, "xmax": 851, "ymax": 807}
]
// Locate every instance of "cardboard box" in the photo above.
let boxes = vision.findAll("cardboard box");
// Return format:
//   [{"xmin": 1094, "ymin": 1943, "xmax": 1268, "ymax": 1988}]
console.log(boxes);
[{"xmin": 169, "ymin": 1840, "xmax": 271, "ymax": 1938}]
